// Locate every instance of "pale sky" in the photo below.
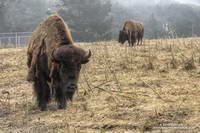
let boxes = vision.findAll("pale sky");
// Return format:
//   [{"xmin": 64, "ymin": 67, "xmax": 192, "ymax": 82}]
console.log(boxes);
[
  {"xmin": 114, "ymin": 0, "xmax": 200, "ymax": 6},
  {"xmin": 174, "ymin": 0, "xmax": 200, "ymax": 5}
]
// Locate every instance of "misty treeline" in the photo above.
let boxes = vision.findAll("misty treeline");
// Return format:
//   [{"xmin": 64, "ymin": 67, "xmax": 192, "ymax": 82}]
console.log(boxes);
[
  {"xmin": 58, "ymin": 0, "xmax": 112, "ymax": 41},
  {"xmin": 0, "ymin": 0, "xmax": 200, "ymax": 41},
  {"xmin": 0, "ymin": 0, "xmax": 47, "ymax": 33},
  {"xmin": 111, "ymin": 1, "xmax": 200, "ymax": 39}
]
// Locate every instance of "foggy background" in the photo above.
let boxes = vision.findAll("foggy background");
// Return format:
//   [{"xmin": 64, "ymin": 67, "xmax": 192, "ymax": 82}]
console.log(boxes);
[
  {"xmin": 115, "ymin": 0, "xmax": 200, "ymax": 6},
  {"xmin": 0, "ymin": 0, "xmax": 200, "ymax": 42}
]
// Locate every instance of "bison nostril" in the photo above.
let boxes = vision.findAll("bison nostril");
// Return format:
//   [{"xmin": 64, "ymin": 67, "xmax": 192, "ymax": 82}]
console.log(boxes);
[
  {"xmin": 67, "ymin": 85, "xmax": 77, "ymax": 92},
  {"xmin": 67, "ymin": 83, "xmax": 76, "ymax": 88}
]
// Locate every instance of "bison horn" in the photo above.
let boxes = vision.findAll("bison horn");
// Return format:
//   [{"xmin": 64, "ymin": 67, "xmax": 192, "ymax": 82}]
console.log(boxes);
[
  {"xmin": 82, "ymin": 49, "xmax": 91, "ymax": 64},
  {"xmin": 85, "ymin": 49, "xmax": 91, "ymax": 59}
]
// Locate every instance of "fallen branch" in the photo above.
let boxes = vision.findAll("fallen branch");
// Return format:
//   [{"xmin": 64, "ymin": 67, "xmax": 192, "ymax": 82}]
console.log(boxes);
[
  {"xmin": 92, "ymin": 85, "xmax": 137, "ymax": 102},
  {"xmin": 139, "ymin": 79, "xmax": 174, "ymax": 103}
]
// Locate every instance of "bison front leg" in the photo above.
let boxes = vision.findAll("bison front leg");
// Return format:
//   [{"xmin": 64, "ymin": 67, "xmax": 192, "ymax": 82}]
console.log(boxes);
[
  {"xmin": 137, "ymin": 35, "xmax": 140, "ymax": 45},
  {"xmin": 27, "ymin": 50, "xmax": 40, "ymax": 82},
  {"xmin": 128, "ymin": 31, "xmax": 132, "ymax": 46},
  {"xmin": 54, "ymin": 82, "xmax": 66, "ymax": 109},
  {"xmin": 131, "ymin": 38, "xmax": 136, "ymax": 46},
  {"xmin": 27, "ymin": 54, "xmax": 35, "ymax": 82},
  {"xmin": 140, "ymin": 36, "xmax": 143, "ymax": 45},
  {"xmin": 128, "ymin": 39, "xmax": 131, "ymax": 46},
  {"xmin": 33, "ymin": 75, "xmax": 50, "ymax": 111},
  {"xmin": 131, "ymin": 32, "xmax": 137, "ymax": 46}
]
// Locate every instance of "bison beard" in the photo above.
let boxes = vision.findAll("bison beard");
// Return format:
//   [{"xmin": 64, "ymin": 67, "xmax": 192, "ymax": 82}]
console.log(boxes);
[{"xmin": 27, "ymin": 14, "xmax": 91, "ymax": 111}]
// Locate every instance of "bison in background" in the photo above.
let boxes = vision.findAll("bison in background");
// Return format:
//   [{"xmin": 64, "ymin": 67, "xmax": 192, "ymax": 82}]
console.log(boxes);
[
  {"xmin": 136, "ymin": 22, "xmax": 144, "ymax": 45},
  {"xmin": 27, "ymin": 14, "xmax": 91, "ymax": 111},
  {"xmin": 118, "ymin": 20, "xmax": 144, "ymax": 46}
]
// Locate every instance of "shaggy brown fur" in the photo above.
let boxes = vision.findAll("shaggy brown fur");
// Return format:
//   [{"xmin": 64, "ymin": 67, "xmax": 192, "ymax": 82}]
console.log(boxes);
[
  {"xmin": 135, "ymin": 21, "xmax": 144, "ymax": 45},
  {"xmin": 27, "ymin": 14, "xmax": 91, "ymax": 111},
  {"xmin": 27, "ymin": 14, "xmax": 74, "ymax": 81},
  {"xmin": 119, "ymin": 20, "xmax": 144, "ymax": 46}
]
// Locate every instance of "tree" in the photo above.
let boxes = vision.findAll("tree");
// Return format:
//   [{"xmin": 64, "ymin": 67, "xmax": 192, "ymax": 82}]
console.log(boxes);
[
  {"xmin": 5, "ymin": 0, "xmax": 48, "ymax": 32},
  {"xmin": 110, "ymin": 2, "xmax": 132, "ymax": 39},
  {"xmin": 0, "ymin": 0, "xmax": 48, "ymax": 32},
  {"xmin": 110, "ymin": 1, "xmax": 200, "ymax": 39},
  {"xmin": 58, "ymin": 0, "xmax": 112, "ymax": 42},
  {"xmin": 0, "ymin": 0, "xmax": 13, "ymax": 32},
  {"xmin": 165, "ymin": 4, "xmax": 200, "ymax": 37},
  {"xmin": 145, "ymin": 14, "xmax": 163, "ymax": 39}
]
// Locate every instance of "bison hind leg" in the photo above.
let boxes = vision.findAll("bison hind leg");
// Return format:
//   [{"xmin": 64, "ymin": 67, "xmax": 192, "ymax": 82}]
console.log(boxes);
[
  {"xmin": 137, "ymin": 37, "xmax": 140, "ymax": 45},
  {"xmin": 140, "ymin": 37, "xmax": 143, "ymax": 45},
  {"xmin": 33, "ymin": 77, "xmax": 50, "ymax": 111}
]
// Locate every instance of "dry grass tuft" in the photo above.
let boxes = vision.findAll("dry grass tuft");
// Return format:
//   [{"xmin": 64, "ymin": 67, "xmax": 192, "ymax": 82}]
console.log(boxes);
[{"xmin": 184, "ymin": 56, "xmax": 196, "ymax": 70}]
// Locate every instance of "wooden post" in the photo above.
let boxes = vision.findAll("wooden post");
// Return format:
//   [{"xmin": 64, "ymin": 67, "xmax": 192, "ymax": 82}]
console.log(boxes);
[
  {"xmin": 0, "ymin": 37, "xmax": 1, "ymax": 48},
  {"xmin": 15, "ymin": 33, "xmax": 18, "ymax": 48},
  {"xmin": 8, "ymin": 37, "xmax": 11, "ymax": 48},
  {"xmin": 18, "ymin": 36, "xmax": 20, "ymax": 47}
]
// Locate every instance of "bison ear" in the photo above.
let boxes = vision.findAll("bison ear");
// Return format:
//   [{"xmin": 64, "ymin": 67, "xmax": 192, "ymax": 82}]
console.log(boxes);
[{"xmin": 81, "ymin": 49, "xmax": 91, "ymax": 64}]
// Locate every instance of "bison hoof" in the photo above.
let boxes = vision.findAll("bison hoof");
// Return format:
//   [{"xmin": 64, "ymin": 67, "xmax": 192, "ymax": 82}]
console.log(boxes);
[
  {"xmin": 26, "ymin": 73, "xmax": 35, "ymax": 82},
  {"xmin": 39, "ymin": 103, "xmax": 47, "ymax": 111},
  {"xmin": 40, "ymin": 107, "xmax": 47, "ymax": 111},
  {"xmin": 58, "ymin": 104, "xmax": 66, "ymax": 110},
  {"xmin": 39, "ymin": 105, "xmax": 47, "ymax": 111}
]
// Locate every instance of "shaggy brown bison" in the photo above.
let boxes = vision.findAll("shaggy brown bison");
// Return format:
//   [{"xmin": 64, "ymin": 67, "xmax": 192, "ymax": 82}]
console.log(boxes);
[
  {"xmin": 27, "ymin": 14, "xmax": 91, "ymax": 111},
  {"xmin": 135, "ymin": 21, "xmax": 144, "ymax": 45},
  {"xmin": 118, "ymin": 20, "xmax": 144, "ymax": 46}
]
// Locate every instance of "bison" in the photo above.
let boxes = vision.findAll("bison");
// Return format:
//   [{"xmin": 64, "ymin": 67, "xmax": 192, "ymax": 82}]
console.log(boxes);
[
  {"xmin": 135, "ymin": 21, "xmax": 144, "ymax": 45},
  {"xmin": 118, "ymin": 20, "xmax": 144, "ymax": 46},
  {"xmin": 27, "ymin": 14, "xmax": 91, "ymax": 111}
]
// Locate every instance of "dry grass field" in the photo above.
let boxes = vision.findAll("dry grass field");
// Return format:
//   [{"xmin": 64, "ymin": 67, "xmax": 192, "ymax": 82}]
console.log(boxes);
[{"xmin": 0, "ymin": 38, "xmax": 200, "ymax": 133}]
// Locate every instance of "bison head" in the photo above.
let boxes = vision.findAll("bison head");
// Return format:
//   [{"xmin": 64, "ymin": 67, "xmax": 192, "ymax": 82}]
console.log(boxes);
[
  {"xmin": 52, "ymin": 45, "xmax": 91, "ymax": 99},
  {"xmin": 118, "ymin": 30, "xmax": 128, "ymax": 44}
]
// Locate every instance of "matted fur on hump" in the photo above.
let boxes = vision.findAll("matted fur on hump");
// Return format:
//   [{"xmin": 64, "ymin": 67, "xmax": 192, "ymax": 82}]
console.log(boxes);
[
  {"xmin": 122, "ymin": 20, "xmax": 137, "ymax": 32},
  {"xmin": 43, "ymin": 14, "xmax": 74, "ymax": 45},
  {"xmin": 28, "ymin": 14, "xmax": 74, "ymax": 52}
]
